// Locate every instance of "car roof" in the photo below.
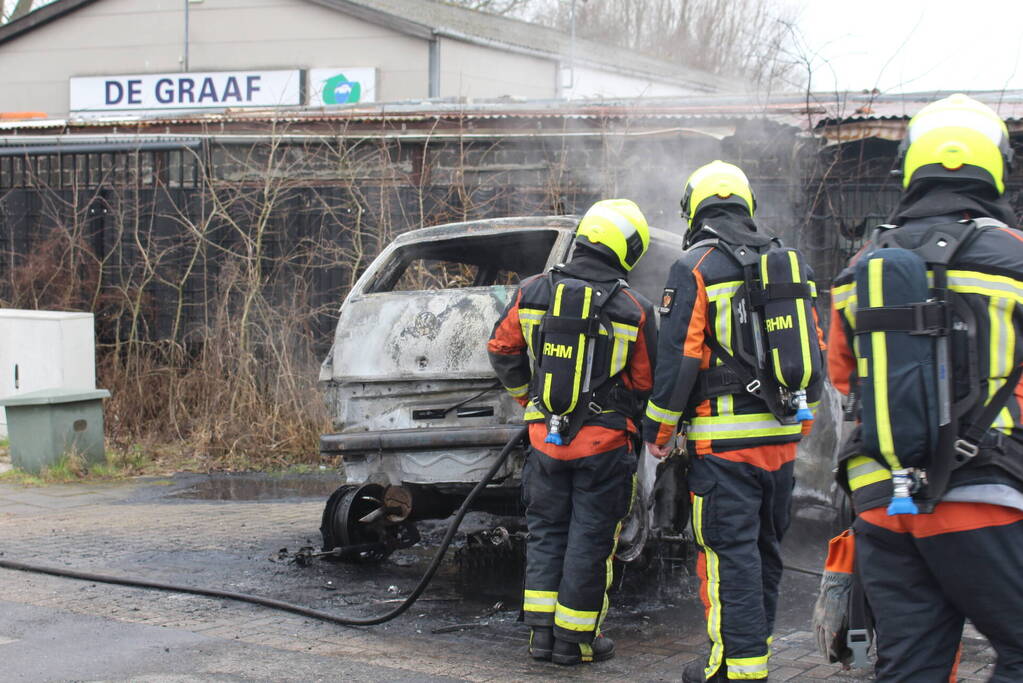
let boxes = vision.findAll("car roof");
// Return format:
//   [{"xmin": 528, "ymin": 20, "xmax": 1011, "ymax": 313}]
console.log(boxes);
[
  {"xmin": 391, "ymin": 216, "xmax": 580, "ymax": 245},
  {"xmin": 390, "ymin": 215, "xmax": 680, "ymax": 245}
]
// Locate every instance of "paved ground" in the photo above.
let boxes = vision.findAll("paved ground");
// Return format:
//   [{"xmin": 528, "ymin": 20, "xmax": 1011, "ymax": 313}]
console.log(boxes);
[{"xmin": 0, "ymin": 473, "xmax": 999, "ymax": 682}]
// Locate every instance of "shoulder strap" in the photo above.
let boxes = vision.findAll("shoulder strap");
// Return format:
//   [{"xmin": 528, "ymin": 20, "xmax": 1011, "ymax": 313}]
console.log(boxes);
[{"xmin": 956, "ymin": 363, "xmax": 1023, "ymax": 457}]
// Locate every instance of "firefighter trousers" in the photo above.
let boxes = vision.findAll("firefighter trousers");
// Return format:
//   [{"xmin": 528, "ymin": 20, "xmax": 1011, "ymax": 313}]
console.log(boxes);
[
  {"xmin": 521, "ymin": 443, "xmax": 636, "ymax": 643},
  {"xmin": 853, "ymin": 502, "xmax": 1023, "ymax": 683},
  {"xmin": 689, "ymin": 450, "xmax": 795, "ymax": 680}
]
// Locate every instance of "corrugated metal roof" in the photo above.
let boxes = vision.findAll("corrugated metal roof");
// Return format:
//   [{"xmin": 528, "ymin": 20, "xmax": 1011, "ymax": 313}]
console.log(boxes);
[
  {"xmin": 2, "ymin": 91, "xmax": 1021, "ymax": 139},
  {"xmin": 812, "ymin": 91, "xmax": 1023, "ymax": 143}
]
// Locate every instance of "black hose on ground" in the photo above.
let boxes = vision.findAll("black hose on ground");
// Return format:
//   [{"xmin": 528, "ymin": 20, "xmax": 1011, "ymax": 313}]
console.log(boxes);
[{"xmin": 0, "ymin": 425, "xmax": 528, "ymax": 627}]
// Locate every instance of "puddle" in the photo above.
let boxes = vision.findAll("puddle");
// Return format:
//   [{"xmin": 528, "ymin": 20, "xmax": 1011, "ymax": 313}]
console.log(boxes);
[{"xmin": 171, "ymin": 472, "xmax": 343, "ymax": 501}]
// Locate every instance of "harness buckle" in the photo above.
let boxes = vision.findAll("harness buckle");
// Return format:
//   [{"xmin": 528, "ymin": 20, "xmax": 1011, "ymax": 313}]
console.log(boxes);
[
  {"xmin": 745, "ymin": 379, "xmax": 762, "ymax": 395},
  {"xmin": 954, "ymin": 439, "xmax": 980, "ymax": 459},
  {"xmin": 846, "ymin": 628, "xmax": 870, "ymax": 670},
  {"xmin": 588, "ymin": 401, "xmax": 603, "ymax": 414},
  {"xmin": 909, "ymin": 300, "xmax": 947, "ymax": 336}
]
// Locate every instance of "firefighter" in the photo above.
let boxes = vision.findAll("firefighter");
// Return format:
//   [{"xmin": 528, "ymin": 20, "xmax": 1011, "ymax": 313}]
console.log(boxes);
[
  {"xmin": 643, "ymin": 161, "xmax": 826, "ymax": 682},
  {"xmin": 828, "ymin": 93, "xmax": 1023, "ymax": 681},
  {"xmin": 487, "ymin": 199, "xmax": 657, "ymax": 665}
]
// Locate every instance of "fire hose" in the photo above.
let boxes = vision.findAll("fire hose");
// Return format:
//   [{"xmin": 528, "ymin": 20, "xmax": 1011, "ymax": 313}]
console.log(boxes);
[{"xmin": 0, "ymin": 425, "xmax": 528, "ymax": 627}]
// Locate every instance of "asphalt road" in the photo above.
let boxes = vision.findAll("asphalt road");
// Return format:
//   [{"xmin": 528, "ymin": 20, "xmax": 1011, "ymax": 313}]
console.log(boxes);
[{"xmin": 0, "ymin": 473, "xmax": 997, "ymax": 682}]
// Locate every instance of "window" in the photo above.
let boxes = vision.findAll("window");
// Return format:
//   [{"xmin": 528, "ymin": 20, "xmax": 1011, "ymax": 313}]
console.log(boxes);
[{"xmin": 365, "ymin": 229, "xmax": 560, "ymax": 293}]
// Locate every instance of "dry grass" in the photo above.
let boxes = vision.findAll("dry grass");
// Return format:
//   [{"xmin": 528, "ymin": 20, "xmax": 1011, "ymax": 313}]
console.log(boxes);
[{"xmin": 0, "ymin": 125, "xmax": 569, "ymax": 472}]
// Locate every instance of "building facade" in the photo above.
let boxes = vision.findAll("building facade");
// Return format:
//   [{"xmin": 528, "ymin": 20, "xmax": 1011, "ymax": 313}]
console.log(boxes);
[{"xmin": 0, "ymin": 0, "xmax": 733, "ymax": 118}]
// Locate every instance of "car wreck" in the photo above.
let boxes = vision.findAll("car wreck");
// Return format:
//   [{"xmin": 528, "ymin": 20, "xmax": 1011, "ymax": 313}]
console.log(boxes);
[
  {"xmin": 317, "ymin": 217, "xmax": 838, "ymax": 564},
  {"xmin": 317, "ymin": 216, "xmax": 689, "ymax": 563}
]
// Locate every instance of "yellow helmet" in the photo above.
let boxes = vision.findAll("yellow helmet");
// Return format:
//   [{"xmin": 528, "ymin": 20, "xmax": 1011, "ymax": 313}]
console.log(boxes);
[
  {"xmin": 574, "ymin": 199, "xmax": 650, "ymax": 272},
  {"xmin": 681, "ymin": 160, "xmax": 756, "ymax": 227},
  {"xmin": 902, "ymin": 93, "xmax": 1013, "ymax": 195}
]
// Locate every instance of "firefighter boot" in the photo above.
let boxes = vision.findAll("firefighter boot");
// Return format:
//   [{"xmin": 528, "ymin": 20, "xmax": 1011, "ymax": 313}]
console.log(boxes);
[
  {"xmin": 682, "ymin": 660, "xmax": 728, "ymax": 682},
  {"xmin": 528, "ymin": 627, "xmax": 553, "ymax": 661},
  {"xmin": 551, "ymin": 634, "xmax": 615, "ymax": 665}
]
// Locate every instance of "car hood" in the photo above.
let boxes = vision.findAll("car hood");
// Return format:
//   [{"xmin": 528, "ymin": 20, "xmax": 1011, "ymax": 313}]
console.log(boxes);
[{"xmin": 326, "ymin": 285, "xmax": 517, "ymax": 383}]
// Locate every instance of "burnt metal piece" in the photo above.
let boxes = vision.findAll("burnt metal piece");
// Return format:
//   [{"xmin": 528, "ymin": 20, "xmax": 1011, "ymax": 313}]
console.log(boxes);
[
  {"xmin": 455, "ymin": 526, "xmax": 526, "ymax": 581},
  {"xmin": 319, "ymin": 425, "xmax": 526, "ymax": 453},
  {"xmin": 320, "ymin": 483, "xmax": 421, "ymax": 563}
]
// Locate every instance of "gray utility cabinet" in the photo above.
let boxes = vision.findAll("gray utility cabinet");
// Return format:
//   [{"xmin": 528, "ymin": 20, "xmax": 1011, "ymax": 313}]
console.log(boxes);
[{"xmin": 0, "ymin": 388, "xmax": 110, "ymax": 474}]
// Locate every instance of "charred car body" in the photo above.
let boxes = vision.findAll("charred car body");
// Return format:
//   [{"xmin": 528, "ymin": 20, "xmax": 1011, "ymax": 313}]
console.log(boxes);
[{"xmin": 318, "ymin": 216, "xmax": 688, "ymax": 562}]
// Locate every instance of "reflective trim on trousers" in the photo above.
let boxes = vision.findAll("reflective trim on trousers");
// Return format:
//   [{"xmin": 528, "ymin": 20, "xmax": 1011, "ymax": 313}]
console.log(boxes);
[
  {"xmin": 693, "ymin": 493, "xmax": 725, "ymax": 679},
  {"xmin": 554, "ymin": 602, "xmax": 599, "ymax": 632},
  {"xmin": 523, "ymin": 589, "xmax": 557, "ymax": 613},
  {"xmin": 726, "ymin": 654, "xmax": 769, "ymax": 679}
]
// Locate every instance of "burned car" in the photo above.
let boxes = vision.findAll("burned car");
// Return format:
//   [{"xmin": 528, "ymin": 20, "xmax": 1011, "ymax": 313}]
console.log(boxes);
[{"xmin": 318, "ymin": 216, "xmax": 687, "ymax": 562}]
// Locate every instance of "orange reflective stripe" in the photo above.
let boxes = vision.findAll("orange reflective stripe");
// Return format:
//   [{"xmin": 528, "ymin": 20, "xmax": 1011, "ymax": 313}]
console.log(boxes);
[{"xmin": 860, "ymin": 502, "xmax": 1023, "ymax": 538}]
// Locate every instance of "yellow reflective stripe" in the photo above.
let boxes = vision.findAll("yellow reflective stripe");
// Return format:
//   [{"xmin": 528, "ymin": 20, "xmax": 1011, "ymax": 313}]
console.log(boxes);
[
  {"xmin": 761, "ymin": 252, "xmax": 770, "ymax": 285},
  {"xmin": 717, "ymin": 392, "xmax": 733, "ymax": 417},
  {"xmin": 847, "ymin": 455, "xmax": 892, "ymax": 490},
  {"xmin": 554, "ymin": 602, "xmax": 599, "ymax": 631},
  {"xmin": 646, "ymin": 400, "xmax": 682, "ymax": 425},
  {"xmin": 726, "ymin": 654, "xmax": 769, "ymax": 679},
  {"xmin": 687, "ymin": 422, "xmax": 803, "ymax": 441},
  {"xmin": 540, "ymin": 282, "xmax": 565, "ymax": 412},
  {"xmin": 706, "ymin": 280, "xmax": 742, "ymax": 301},
  {"xmin": 519, "ymin": 308, "xmax": 544, "ymax": 357},
  {"xmin": 543, "ymin": 284, "xmax": 582, "ymax": 414},
  {"xmin": 523, "ymin": 590, "xmax": 557, "ymax": 613},
  {"xmin": 570, "ymin": 287, "xmax": 592, "ymax": 410},
  {"xmin": 831, "ymin": 283, "xmax": 855, "ymax": 310},
  {"xmin": 609, "ymin": 321, "xmax": 637, "ymax": 376},
  {"xmin": 789, "ymin": 251, "xmax": 812, "ymax": 389},
  {"xmin": 523, "ymin": 401, "xmax": 544, "ymax": 421},
  {"xmin": 610, "ymin": 321, "xmax": 638, "ymax": 340},
  {"xmin": 714, "ymin": 298, "xmax": 732, "ymax": 365},
  {"xmin": 949, "ymin": 270, "xmax": 1023, "ymax": 305},
  {"xmin": 868, "ymin": 258, "xmax": 900, "ymax": 469},
  {"xmin": 597, "ymin": 473, "xmax": 634, "ymax": 634},
  {"xmin": 809, "ymin": 280, "xmax": 818, "ymax": 298},
  {"xmin": 693, "ymin": 494, "xmax": 724, "ymax": 678},
  {"xmin": 843, "ymin": 293, "xmax": 858, "ymax": 328},
  {"xmin": 834, "ymin": 282, "xmax": 859, "ymax": 329},
  {"xmin": 506, "ymin": 383, "xmax": 529, "ymax": 398},
  {"xmin": 687, "ymin": 412, "xmax": 802, "ymax": 440},
  {"xmin": 988, "ymin": 297, "xmax": 1016, "ymax": 434}
]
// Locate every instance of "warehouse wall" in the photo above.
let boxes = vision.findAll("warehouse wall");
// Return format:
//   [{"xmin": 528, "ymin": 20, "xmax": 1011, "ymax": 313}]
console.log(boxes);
[
  {"xmin": 437, "ymin": 37, "xmax": 556, "ymax": 100},
  {"xmin": 0, "ymin": 0, "xmax": 430, "ymax": 116}
]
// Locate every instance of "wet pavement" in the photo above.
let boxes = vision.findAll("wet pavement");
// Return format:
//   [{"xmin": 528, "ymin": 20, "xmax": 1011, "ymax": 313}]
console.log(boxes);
[{"xmin": 0, "ymin": 473, "xmax": 998, "ymax": 682}]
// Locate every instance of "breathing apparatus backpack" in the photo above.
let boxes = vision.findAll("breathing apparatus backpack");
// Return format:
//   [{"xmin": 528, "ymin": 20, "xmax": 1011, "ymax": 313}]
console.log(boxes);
[
  {"xmin": 694, "ymin": 240, "xmax": 822, "ymax": 424},
  {"xmin": 851, "ymin": 218, "xmax": 1023, "ymax": 514},
  {"xmin": 528, "ymin": 271, "xmax": 629, "ymax": 446}
]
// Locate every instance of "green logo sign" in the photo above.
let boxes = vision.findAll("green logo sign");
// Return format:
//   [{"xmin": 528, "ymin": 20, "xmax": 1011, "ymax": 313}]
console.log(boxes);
[{"xmin": 323, "ymin": 73, "xmax": 362, "ymax": 104}]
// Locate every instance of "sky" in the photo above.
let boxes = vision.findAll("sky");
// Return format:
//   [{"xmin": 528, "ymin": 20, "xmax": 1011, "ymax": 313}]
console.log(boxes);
[{"xmin": 795, "ymin": 0, "xmax": 1023, "ymax": 94}]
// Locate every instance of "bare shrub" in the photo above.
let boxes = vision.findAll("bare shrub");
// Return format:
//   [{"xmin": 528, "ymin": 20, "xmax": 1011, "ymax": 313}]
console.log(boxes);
[{"xmin": 0, "ymin": 117, "xmax": 556, "ymax": 470}]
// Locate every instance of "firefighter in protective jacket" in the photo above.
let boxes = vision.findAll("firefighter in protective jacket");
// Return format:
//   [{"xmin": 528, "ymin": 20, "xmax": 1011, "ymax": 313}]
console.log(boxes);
[
  {"xmin": 643, "ymin": 161, "xmax": 826, "ymax": 682},
  {"xmin": 829, "ymin": 93, "xmax": 1023, "ymax": 681},
  {"xmin": 488, "ymin": 199, "xmax": 657, "ymax": 665}
]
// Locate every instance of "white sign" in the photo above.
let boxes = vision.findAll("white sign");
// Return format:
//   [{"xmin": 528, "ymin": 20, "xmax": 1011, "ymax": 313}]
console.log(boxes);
[
  {"xmin": 69, "ymin": 70, "xmax": 302, "ymax": 112},
  {"xmin": 308, "ymin": 68, "xmax": 377, "ymax": 106}
]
